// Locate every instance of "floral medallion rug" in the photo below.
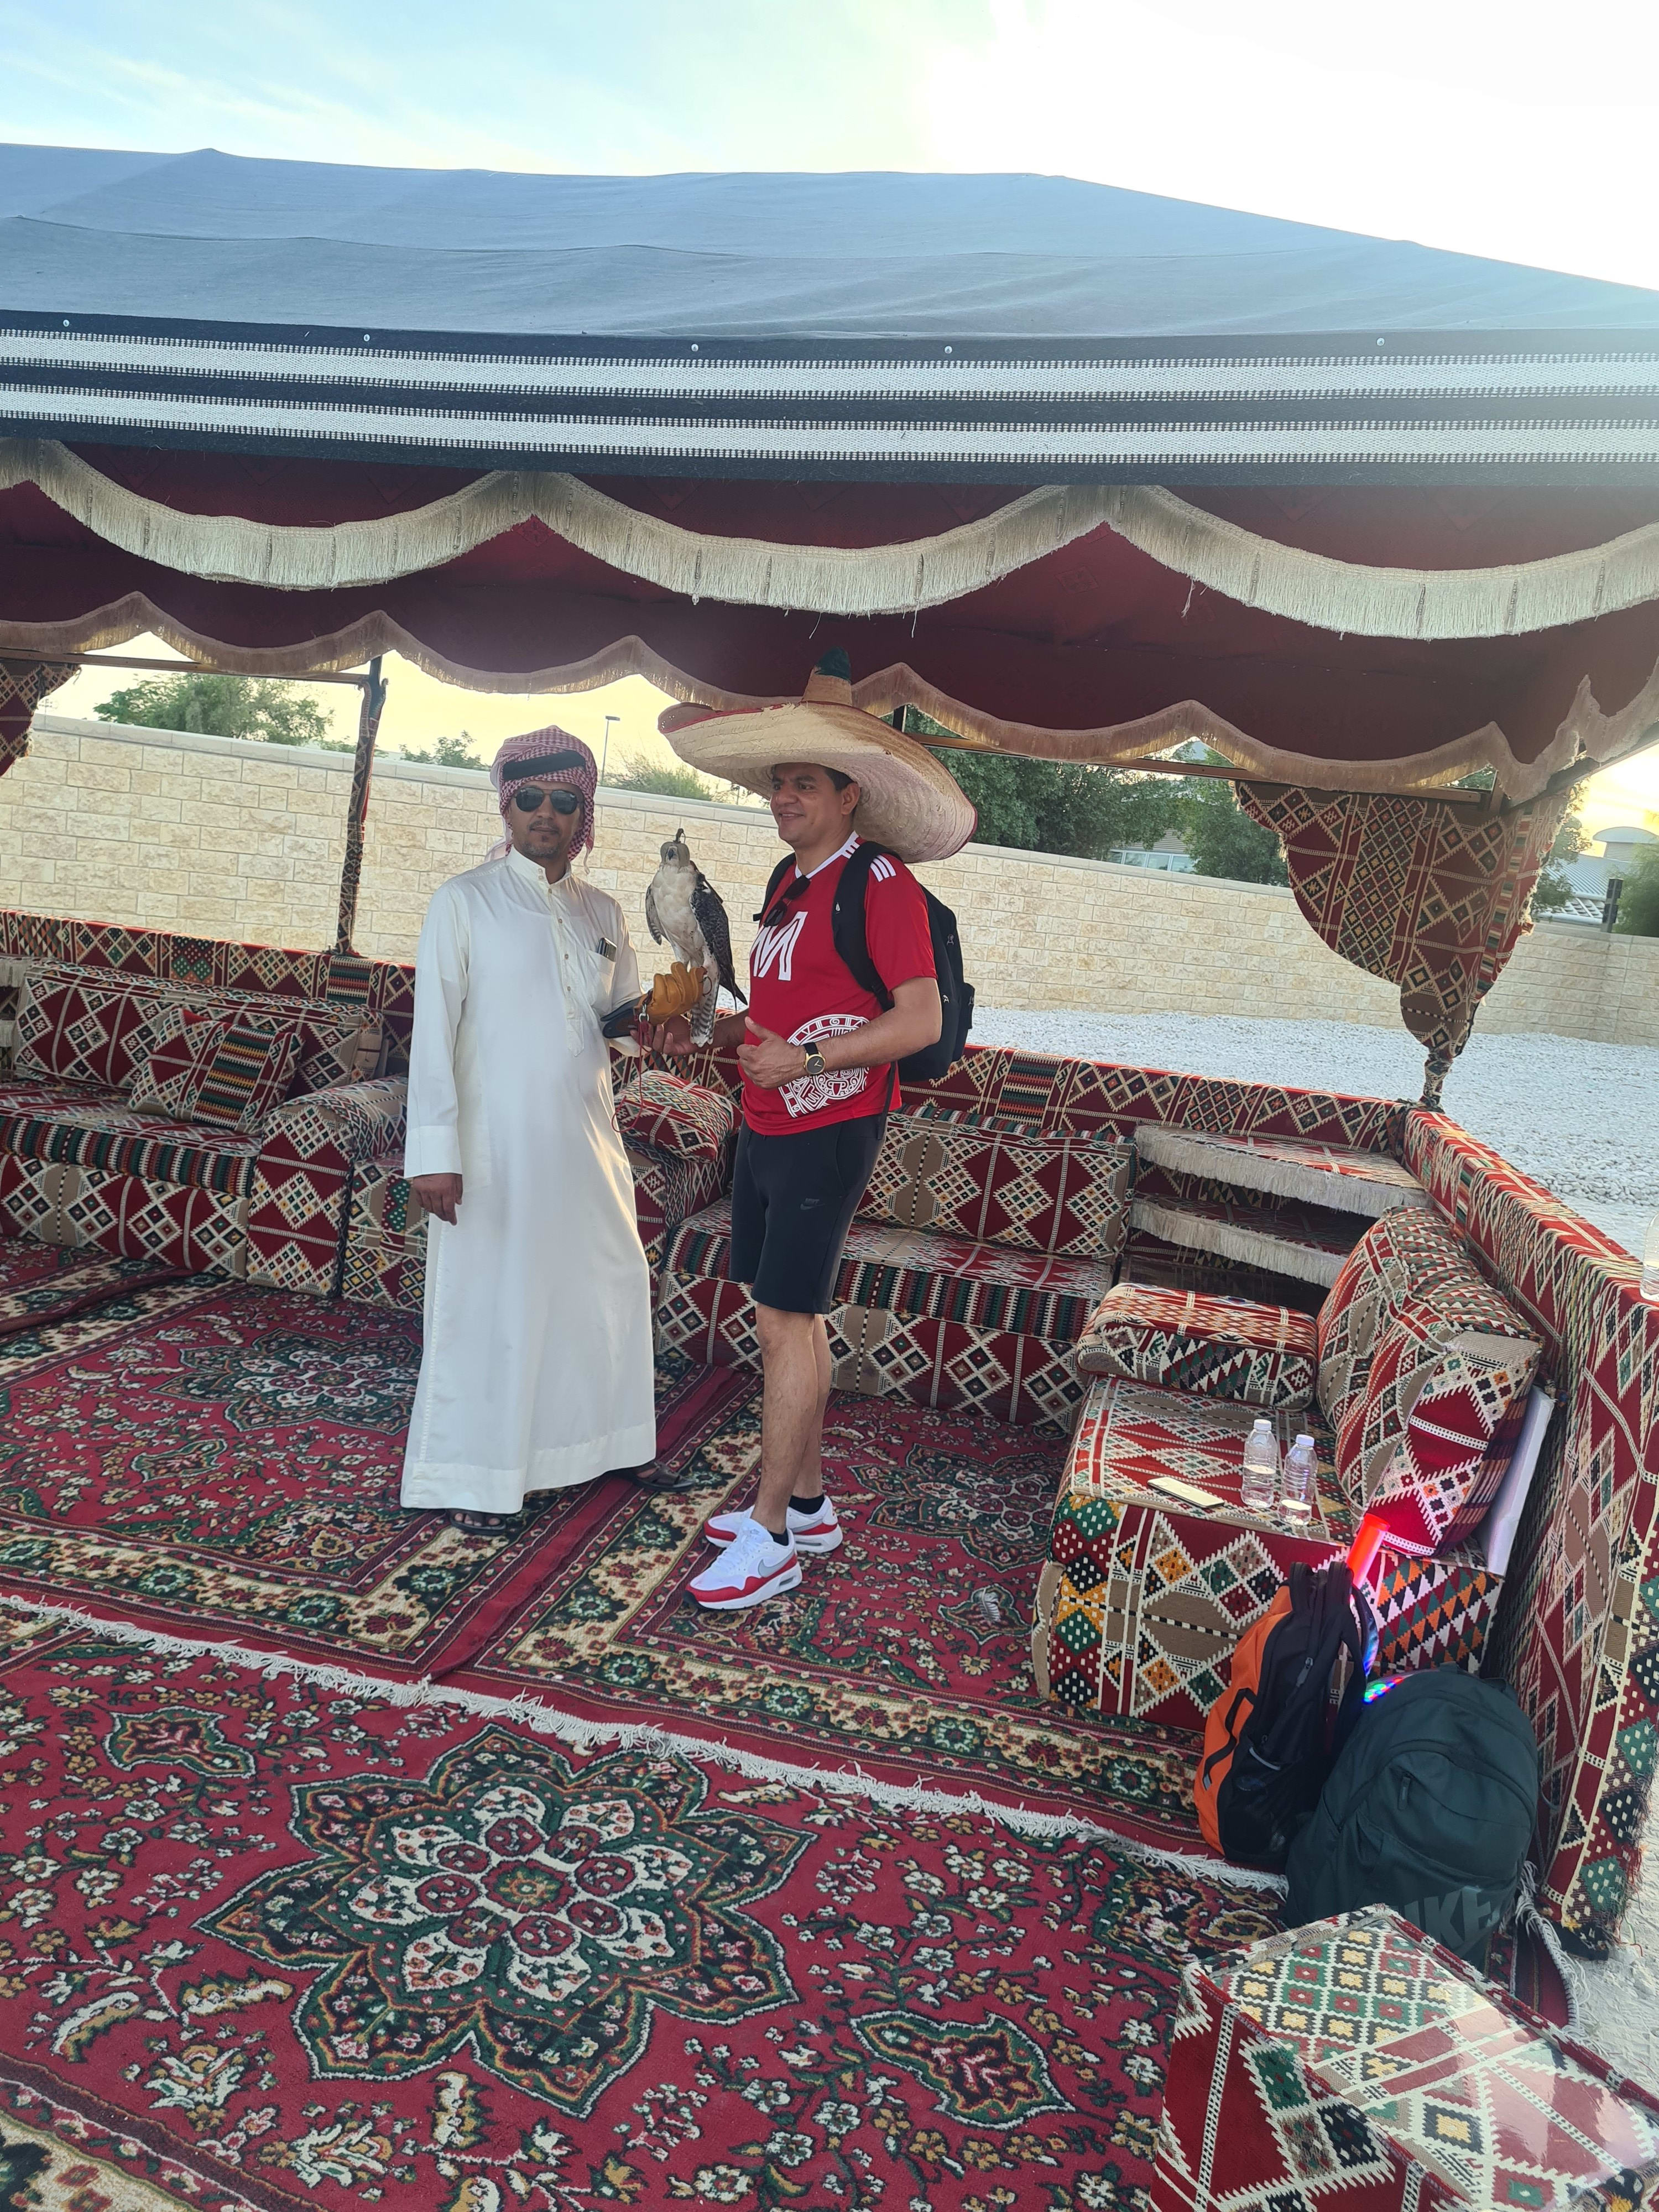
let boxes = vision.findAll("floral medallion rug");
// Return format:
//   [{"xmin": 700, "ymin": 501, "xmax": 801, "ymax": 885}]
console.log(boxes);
[
  {"xmin": 455, "ymin": 1388, "xmax": 1212, "ymax": 1854},
  {"xmin": 0, "ymin": 1620, "xmax": 1280, "ymax": 2212},
  {"xmin": 0, "ymin": 1283, "xmax": 745, "ymax": 1679}
]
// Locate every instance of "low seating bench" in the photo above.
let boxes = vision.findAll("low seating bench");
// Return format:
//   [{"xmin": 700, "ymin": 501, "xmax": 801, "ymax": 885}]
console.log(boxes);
[
  {"xmin": 656, "ymin": 1111, "xmax": 1135, "ymax": 1427},
  {"xmin": 0, "ymin": 942, "xmax": 403, "ymax": 1291},
  {"xmin": 345, "ymin": 1136, "xmax": 727, "ymax": 1310}
]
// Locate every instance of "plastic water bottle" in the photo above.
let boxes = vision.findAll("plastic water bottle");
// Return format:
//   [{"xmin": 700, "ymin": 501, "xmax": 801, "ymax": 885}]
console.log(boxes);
[
  {"xmin": 1644, "ymin": 1211, "xmax": 1659, "ymax": 1304},
  {"xmin": 1281, "ymin": 1434, "xmax": 1317, "ymax": 1525},
  {"xmin": 1241, "ymin": 1420, "xmax": 1279, "ymax": 1514}
]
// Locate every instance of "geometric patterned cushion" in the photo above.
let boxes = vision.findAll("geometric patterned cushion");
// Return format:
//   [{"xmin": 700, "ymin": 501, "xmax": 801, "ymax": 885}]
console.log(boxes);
[
  {"xmin": 290, "ymin": 1013, "xmax": 384, "ymax": 1097},
  {"xmin": 12, "ymin": 961, "xmax": 369, "ymax": 1103},
  {"xmin": 1335, "ymin": 1279, "xmax": 1543, "ymax": 1557},
  {"xmin": 666, "ymin": 1196, "xmax": 1110, "ymax": 1340},
  {"xmin": 857, "ymin": 1113, "xmax": 1133, "ymax": 1260},
  {"xmin": 612, "ymin": 1069, "xmax": 738, "ymax": 1165},
  {"xmin": 0, "ymin": 1074, "xmax": 265, "ymax": 1194},
  {"xmin": 12, "ymin": 964, "xmax": 194, "ymax": 1091},
  {"xmin": 129, "ymin": 1010, "xmax": 304, "ymax": 1134},
  {"xmin": 1074, "ymin": 1282, "xmax": 1317, "ymax": 1410},
  {"xmin": 1314, "ymin": 1206, "xmax": 1477, "ymax": 1431}
]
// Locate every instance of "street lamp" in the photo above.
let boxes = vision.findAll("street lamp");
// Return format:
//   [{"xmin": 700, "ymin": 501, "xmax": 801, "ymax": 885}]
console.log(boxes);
[{"xmin": 601, "ymin": 714, "xmax": 620, "ymax": 781}]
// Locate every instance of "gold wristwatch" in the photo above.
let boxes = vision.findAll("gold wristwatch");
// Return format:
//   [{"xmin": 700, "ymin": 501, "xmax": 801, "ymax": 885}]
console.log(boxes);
[{"xmin": 801, "ymin": 1047, "xmax": 827, "ymax": 1079}]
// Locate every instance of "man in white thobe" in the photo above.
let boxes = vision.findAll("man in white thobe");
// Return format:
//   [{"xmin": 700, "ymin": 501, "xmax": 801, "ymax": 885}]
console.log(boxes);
[{"xmin": 401, "ymin": 728, "xmax": 655, "ymax": 1526}]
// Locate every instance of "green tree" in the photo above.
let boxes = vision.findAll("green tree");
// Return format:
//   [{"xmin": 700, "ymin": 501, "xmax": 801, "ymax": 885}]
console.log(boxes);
[
  {"xmin": 1530, "ymin": 807, "xmax": 1588, "ymax": 915},
  {"xmin": 1175, "ymin": 780, "xmax": 1290, "ymax": 885},
  {"xmin": 95, "ymin": 672, "xmax": 345, "ymax": 748},
  {"xmin": 1614, "ymin": 843, "xmax": 1659, "ymax": 936},
  {"xmin": 603, "ymin": 749, "xmax": 717, "ymax": 804},
  {"xmin": 399, "ymin": 730, "xmax": 486, "ymax": 770},
  {"xmin": 903, "ymin": 711, "xmax": 1185, "ymax": 859}
]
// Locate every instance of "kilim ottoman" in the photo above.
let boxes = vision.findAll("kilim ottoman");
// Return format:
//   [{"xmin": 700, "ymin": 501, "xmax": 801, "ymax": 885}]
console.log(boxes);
[
  {"xmin": 1152, "ymin": 1905, "xmax": 1659, "ymax": 2210},
  {"xmin": 1031, "ymin": 1376, "xmax": 1501, "ymax": 1732}
]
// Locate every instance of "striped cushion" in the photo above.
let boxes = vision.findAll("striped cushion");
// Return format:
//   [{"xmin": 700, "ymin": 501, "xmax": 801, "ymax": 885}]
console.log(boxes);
[
  {"xmin": 0, "ymin": 1076, "xmax": 264, "ymax": 1196},
  {"xmin": 665, "ymin": 1198, "xmax": 1109, "ymax": 1339},
  {"xmin": 1075, "ymin": 1282, "xmax": 1317, "ymax": 1410},
  {"xmin": 129, "ymin": 1010, "xmax": 304, "ymax": 1134}
]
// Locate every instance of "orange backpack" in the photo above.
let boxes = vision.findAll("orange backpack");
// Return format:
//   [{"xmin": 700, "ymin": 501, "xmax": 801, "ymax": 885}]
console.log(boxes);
[
  {"xmin": 1196, "ymin": 1587, "xmax": 1293, "ymax": 1852},
  {"xmin": 1194, "ymin": 1562, "xmax": 1368, "ymax": 1866}
]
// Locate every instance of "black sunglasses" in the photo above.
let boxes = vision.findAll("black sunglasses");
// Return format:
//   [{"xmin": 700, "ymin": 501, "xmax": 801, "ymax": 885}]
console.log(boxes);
[{"xmin": 513, "ymin": 786, "xmax": 583, "ymax": 816}]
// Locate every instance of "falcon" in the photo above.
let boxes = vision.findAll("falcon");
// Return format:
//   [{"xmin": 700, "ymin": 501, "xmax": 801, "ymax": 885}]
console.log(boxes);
[{"xmin": 644, "ymin": 828, "xmax": 745, "ymax": 1045}]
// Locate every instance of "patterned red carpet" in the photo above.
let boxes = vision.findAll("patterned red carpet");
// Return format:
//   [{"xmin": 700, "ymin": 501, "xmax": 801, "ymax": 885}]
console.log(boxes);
[
  {"xmin": 0, "ymin": 1618, "xmax": 1277, "ymax": 2211},
  {"xmin": 0, "ymin": 1237, "xmax": 209, "ymax": 1363},
  {"xmin": 0, "ymin": 1280, "xmax": 745, "ymax": 1678},
  {"xmin": 0, "ymin": 1267, "xmax": 1205, "ymax": 1848},
  {"xmin": 457, "ymin": 1385, "xmax": 1210, "ymax": 1850}
]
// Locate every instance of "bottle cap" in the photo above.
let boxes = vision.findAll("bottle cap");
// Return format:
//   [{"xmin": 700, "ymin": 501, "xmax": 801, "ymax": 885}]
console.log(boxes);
[
  {"xmin": 1252, "ymin": 1417, "xmax": 1270, "ymax": 1429},
  {"xmin": 1295, "ymin": 1433, "xmax": 1314, "ymax": 1447}
]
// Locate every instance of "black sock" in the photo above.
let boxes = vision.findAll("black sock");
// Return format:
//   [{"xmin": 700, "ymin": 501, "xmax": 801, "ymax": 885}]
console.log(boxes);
[
  {"xmin": 790, "ymin": 1491, "xmax": 826, "ymax": 1516},
  {"xmin": 760, "ymin": 1521, "xmax": 792, "ymax": 1547}
]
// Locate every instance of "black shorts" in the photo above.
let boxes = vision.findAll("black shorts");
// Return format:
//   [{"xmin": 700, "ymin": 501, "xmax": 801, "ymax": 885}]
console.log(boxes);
[{"xmin": 728, "ymin": 1114, "xmax": 887, "ymax": 1315}]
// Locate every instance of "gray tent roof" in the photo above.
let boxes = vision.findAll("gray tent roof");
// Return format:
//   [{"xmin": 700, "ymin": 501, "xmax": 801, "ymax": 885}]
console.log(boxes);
[
  {"xmin": 3, "ymin": 145, "xmax": 1658, "ymax": 478},
  {"xmin": 4, "ymin": 144, "xmax": 1658, "ymax": 341}
]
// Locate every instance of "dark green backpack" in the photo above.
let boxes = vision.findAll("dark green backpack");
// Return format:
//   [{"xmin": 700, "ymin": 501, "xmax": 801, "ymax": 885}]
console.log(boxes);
[{"xmin": 1284, "ymin": 1667, "xmax": 1539, "ymax": 1962}]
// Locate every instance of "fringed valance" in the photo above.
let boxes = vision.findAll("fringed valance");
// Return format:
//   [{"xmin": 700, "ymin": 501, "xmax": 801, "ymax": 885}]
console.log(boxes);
[
  {"xmin": 14, "ymin": 436, "xmax": 1659, "ymax": 641},
  {"xmin": 12, "ymin": 585, "xmax": 1659, "ymax": 804}
]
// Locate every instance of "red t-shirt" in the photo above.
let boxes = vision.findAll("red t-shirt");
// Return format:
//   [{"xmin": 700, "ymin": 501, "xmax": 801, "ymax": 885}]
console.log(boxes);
[{"xmin": 742, "ymin": 834, "xmax": 936, "ymax": 1136}]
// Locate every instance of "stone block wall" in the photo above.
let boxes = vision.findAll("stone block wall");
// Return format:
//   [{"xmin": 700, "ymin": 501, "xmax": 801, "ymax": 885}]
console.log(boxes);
[{"xmin": 4, "ymin": 714, "xmax": 1656, "ymax": 1044}]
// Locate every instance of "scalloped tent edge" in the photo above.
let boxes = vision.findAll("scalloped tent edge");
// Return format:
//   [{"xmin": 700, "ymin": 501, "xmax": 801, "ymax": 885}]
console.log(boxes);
[
  {"xmin": 13, "ymin": 436, "xmax": 1659, "ymax": 644},
  {"xmin": 9, "ymin": 587, "xmax": 1659, "ymax": 805}
]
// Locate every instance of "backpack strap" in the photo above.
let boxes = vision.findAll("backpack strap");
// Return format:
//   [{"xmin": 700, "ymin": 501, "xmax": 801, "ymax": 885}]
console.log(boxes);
[
  {"xmin": 754, "ymin": 853, "xmax": 796, "ymax": 924},
  {"xmin": 830, "ymin": 843, "xmax": 893, "ymax": 1009}
]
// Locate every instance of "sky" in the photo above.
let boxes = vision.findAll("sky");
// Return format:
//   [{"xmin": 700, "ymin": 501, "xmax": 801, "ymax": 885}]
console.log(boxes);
[
  {"xmin": 12, "ymin": 0, "xmax": 1659, "ymax": 827},
  {"xmin": 9, "ymin": 0, "xmax": 1659, "ymax": 289}
]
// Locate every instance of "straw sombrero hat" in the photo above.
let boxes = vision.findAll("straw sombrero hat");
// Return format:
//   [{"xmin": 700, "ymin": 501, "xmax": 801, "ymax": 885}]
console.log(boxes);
[{"xmin": 661, "ymin": 650, "xmax": 977, "ymax": 865}]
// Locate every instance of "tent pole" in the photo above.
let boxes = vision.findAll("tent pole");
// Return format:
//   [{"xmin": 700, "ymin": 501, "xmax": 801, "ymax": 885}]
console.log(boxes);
[{"xmin": 334, "ymin": 656, "xmax": 387, "ymax": 956}]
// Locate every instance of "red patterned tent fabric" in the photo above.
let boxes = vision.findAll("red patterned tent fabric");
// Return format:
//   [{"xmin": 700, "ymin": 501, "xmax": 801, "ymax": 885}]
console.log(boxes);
[
  {"xmin": 1238, "ymin": 782, "xmax": 1578, "ymax": 1104},
  {"xmin": 1402, "ymin": 1112, "xmax": 1659, "ymax": 1954},
  {"xmin": 0, "ymin": 657, "xmax": 75, "ymax": 776}
]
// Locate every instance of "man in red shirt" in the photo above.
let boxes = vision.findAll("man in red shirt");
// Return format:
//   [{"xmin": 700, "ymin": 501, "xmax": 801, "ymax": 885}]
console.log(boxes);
[{"xmin": 657, "ymin": 759, "xmax": 946, "ymax": 1609}]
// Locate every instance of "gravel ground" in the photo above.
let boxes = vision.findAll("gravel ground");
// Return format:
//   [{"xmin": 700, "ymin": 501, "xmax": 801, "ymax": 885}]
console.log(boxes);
[
  {"xmin": 973, "ymin": 1010, "xmax": 1658, "ymax": 1259},
  {"xmin": 975, "ymin": 1007, "xmax": 1659, "ymax": 2081}
]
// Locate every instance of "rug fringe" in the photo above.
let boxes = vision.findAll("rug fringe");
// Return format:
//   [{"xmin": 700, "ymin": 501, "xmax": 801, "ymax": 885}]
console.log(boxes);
[{"xmin": 0, "ymin": 1592, "xmax": 1285, "ymax": 1893}]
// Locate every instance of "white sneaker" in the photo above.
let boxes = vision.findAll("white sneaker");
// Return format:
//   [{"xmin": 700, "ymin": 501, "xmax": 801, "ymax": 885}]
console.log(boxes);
[
  {"xmin": 689, "ymin": 1518, "xmax": 802, "ymax": 1610},
  {"xmin": 704, "ymin": 1498, "xmax": 844, "ymax": 1556}
]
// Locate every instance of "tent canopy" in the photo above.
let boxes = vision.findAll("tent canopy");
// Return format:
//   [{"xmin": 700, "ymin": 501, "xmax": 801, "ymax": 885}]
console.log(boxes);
[
  {"xmin": 4, "ymin": 145, "xmax": 1659, "ymax": 483},
  {"xmin": 3, "ymin": 147, "xmax": 1659, "ymax": 798}
]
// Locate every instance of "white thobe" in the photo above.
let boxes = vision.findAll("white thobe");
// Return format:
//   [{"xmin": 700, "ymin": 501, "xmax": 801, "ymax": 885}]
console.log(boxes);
[{"xmin": 400, "ymin": 846, "xmax": 656, "ymax": 1512}]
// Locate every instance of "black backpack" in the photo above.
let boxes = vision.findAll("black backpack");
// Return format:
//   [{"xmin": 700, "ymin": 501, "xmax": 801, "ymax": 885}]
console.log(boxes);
[
  {"xmin": 1197, "ymin": 1561, "xmax": 1370, "ymax": 1869},
  {"xmin": 1285, "ymin": 1667, "xmax": 1540, "ymax": 1963},
  {"xmin": 758, "ymin": 843, "xmax": 974, "ymax": 1085}
]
